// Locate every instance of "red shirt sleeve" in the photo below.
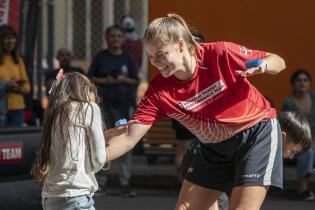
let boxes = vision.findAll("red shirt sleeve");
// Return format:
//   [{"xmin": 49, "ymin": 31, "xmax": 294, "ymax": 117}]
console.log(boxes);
[
  {"xmin": 224, "ymin": 42, "xmax": 267, "ymax": 72},
  {"xmin": 131, "ymin": 84, "xmax": 167, "ymax": 124}
]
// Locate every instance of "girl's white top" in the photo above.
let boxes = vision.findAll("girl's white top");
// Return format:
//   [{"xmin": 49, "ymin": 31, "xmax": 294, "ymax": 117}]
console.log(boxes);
[{"xmin": 42, "ymin": 102, "xmax": 106, "ymax": 198}]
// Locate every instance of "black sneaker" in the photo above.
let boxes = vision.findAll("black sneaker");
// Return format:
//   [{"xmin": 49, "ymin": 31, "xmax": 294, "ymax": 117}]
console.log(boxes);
[
  {"xmin": 298, "ymin": 191, "xmax": 315, "ymax": 201},
  {"xmin": 120, "ymin": 184, "xmax": 137, "ymax": 198}
]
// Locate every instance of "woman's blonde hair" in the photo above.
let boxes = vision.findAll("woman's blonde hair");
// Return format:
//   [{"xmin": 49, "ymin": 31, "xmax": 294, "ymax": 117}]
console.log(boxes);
[{"xmin": 144, "ymin": 14, "xmax": 202, "ymax": 55}]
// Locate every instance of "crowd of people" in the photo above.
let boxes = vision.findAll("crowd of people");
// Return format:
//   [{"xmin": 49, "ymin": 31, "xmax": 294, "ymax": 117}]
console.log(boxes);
[{"xmin": 0, "ymin": 13, "xmax": 313, "ymax": 210}]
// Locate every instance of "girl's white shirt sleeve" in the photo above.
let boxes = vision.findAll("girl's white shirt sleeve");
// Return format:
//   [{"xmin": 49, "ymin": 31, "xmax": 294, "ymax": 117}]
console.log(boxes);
[{"xmin": 87, "ymin": 102, "xmax": 106, "ymax": 172}]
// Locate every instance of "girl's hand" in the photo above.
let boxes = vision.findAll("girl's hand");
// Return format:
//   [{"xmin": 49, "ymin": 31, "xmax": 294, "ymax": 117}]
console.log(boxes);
[{"xmin": 105, "ymin": 125, "xmax": 128, "ymax": 140}]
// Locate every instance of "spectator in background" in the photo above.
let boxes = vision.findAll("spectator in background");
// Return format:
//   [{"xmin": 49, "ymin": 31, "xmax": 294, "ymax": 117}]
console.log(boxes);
[
  {"xmin": 282, "ymin": 69, "xmax": 315, "ymax": 201},
  {"xmin": 88, "ymin": 25, "xmax": 139, "ymax": 197},
  {"xmin": 0, "ymin": 25, "xmax": 30, "ymax": 126},
  {"xmin": 46, "ymin": 48, "xmax": 84, "ymax": 91},
  {"xmin": 122, "ymin": 15, "xmax": 143, "ymax": 76},
  {"xmin": 121, "ymin": 15, "xmax": 144, "ymax": 155}
]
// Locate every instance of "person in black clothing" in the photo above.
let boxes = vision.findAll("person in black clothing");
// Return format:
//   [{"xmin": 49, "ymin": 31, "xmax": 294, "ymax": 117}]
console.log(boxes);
[
  {"xmin": 33, "ymin": 48, "xmax": 84, "ymax": 126},
  {"xmin": 88, "ymin": 25, "xmax": 139, "ymax": 197},
  {"xmin": 46, "ymin": 48, "xmax": 84, "ymax": 91}
]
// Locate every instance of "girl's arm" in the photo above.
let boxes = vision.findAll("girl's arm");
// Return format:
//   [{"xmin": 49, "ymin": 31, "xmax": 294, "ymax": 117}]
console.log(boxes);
[
  {"xmin": 105, "ymin": 125, "xmax": 128, "ymax": 139},
  {"xmin": 89, "ymin": 103, "xmax": 106, "ymax": 172},
  {"xmin": 107, "ymin": 121, "xmax": 152, "ymax": 161}
]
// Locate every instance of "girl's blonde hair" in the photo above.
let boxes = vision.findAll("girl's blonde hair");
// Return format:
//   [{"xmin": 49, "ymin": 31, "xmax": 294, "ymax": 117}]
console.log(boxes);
[
  {"xmin": 31, "ymin": 72, "xmax": 102, "ymax": 186},
  {"xmin": 144, "ymin": 14, "xmax": 202, "ymax": 54}
]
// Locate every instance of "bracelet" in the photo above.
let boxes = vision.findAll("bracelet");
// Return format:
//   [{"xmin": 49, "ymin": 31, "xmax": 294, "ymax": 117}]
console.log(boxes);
[{"xmin": 264, "ymin": 61, "xmax": 268, "ymax": 72}]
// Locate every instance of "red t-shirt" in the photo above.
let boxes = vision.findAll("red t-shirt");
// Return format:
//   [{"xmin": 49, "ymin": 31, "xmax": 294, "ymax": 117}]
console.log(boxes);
[{"xmin": 132, "ymin": 42, "xmax": 276, "ymax": 143}]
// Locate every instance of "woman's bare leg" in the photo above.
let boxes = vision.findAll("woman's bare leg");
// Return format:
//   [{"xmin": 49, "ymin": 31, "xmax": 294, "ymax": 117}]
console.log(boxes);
[
  {"xmin": 228, "ymin": 186, "xmax": 268, "ymax": 210},
  {"xmin": 175, "ymin": 180, "xmax": 222, "ymax": 210}
]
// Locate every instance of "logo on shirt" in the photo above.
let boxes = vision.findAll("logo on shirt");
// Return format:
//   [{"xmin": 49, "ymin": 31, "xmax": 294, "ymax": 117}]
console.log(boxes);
[
  {"xmin": 121, "ymin": 65, "xmax": 129, "ymax": 75},
  {"xmin": 241, "ymin": 173, "xmax": 261, "ymax": 179},
  {"xmin": 239, "ymin": 46, "xmax": 252, "ymax": 56},
  {"xmin": 178, "ymin": 79, "xmax": 226, "ymax": 111}
]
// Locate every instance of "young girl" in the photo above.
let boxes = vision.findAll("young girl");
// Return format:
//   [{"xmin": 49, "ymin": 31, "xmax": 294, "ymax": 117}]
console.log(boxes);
[
  {"xmin": 32, "ymin": 71, "xmax": 106, "ymax": 210},
  {"xmin": 106, "ymin": 13, "xmax": 286, "ymax": 210}
]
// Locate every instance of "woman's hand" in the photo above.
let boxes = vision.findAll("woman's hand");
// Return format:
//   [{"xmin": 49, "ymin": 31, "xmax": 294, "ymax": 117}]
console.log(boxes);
[{"xmin": 236, "ymin": 60, "xmax": 268, "ymax": 77}]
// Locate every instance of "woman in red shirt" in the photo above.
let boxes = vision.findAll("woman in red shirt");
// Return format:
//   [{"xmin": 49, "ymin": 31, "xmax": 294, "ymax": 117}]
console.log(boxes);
[{"xmin": 106, "ymin": 14, "xmax": 286, "ymax": 210}]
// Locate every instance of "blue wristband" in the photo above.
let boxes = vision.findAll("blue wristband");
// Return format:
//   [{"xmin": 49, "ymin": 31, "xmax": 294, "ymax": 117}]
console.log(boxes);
[
  {"xmin": 245, "ymin": 59, "xmax": 263, "ymax": 69},
  {"xmin": 115, "ymin": 118, "xmax": 128, "ymax": 127}
]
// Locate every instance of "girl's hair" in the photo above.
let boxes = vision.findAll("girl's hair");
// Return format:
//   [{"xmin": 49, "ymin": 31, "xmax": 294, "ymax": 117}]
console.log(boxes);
[
  {"xmin": 278, "ymin": 111, "xmax": 312, "ymax": 152},
  {"xmin": 0, "ymin": 24, "xmax": 19, "ymax": 64},
  {"xmin": 32, "ymin": 72, "xmax": 101, "ymax": 186},
  {"xmin": 290, "ymin": 69, "xmax": 312, "ymax": 84},
  {"xmin": 143, "ymin": 13, "xmax": 202, "ymax": 55}
]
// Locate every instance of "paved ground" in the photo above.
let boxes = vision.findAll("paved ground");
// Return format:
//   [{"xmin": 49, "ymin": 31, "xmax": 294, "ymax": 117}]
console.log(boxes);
[{"xmin": 0, "ymin": 156, "xmax": 314, "ymax": 210}]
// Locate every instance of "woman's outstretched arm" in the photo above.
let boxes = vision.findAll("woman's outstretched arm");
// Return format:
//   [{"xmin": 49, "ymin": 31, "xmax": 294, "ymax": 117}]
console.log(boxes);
[{"xmin": 106, "ymin": 122, "xmax": 152, "ymax": 161}]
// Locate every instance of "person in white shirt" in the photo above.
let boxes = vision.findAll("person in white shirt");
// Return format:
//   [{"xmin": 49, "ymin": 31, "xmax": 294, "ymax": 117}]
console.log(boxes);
[{"xmin": 32, "ymin": 70, "xmax": 107, "ymax": 210}]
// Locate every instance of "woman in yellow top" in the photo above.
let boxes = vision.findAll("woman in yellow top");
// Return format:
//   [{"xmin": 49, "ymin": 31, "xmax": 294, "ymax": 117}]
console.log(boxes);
[{"xmin": 0, "ymin": 25, "xmax": 30, "ymax": 126}]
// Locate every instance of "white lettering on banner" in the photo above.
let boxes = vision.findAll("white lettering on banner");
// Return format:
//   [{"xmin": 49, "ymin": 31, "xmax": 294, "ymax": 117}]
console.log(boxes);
[
  {"xmin": 1, "ymin": 148, "xmax": 22, "ymax": 160},
  {"xmin": 0, "ymin": 144, "xmax": 23, "ymax": 163},
  {"xmin": 178, "ymin": 79, "xmax": 226, "ymax": 111},
  {"xmin": 0, "ymin": 0, "xmax": 9, "ymax": 25}
]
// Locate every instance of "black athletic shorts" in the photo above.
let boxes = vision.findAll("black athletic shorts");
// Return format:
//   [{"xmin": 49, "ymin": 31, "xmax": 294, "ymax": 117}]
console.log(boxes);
[
  {"xmin": 180, "ymin": 140, "xmax": 200, "ymax": 176},
  {"xmin": 183, "ymin": 118, "xmax": 283, "ymax": 193}
]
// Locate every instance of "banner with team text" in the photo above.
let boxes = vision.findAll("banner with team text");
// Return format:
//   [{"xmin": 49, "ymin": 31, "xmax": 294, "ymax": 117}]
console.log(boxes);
[
  {"xmin": 0, "ymin": 143, "xmax": 24, "ymax": 164},
  {"xmin": 0, "ymin": 0, "xmax": 20, "ymax": 32}
]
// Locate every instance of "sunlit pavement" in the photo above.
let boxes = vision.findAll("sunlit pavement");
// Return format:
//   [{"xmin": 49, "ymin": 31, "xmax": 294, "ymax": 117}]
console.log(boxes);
[{"xmin": 0, "ymin": 156, "xmax": 314, "ymax": 210}]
